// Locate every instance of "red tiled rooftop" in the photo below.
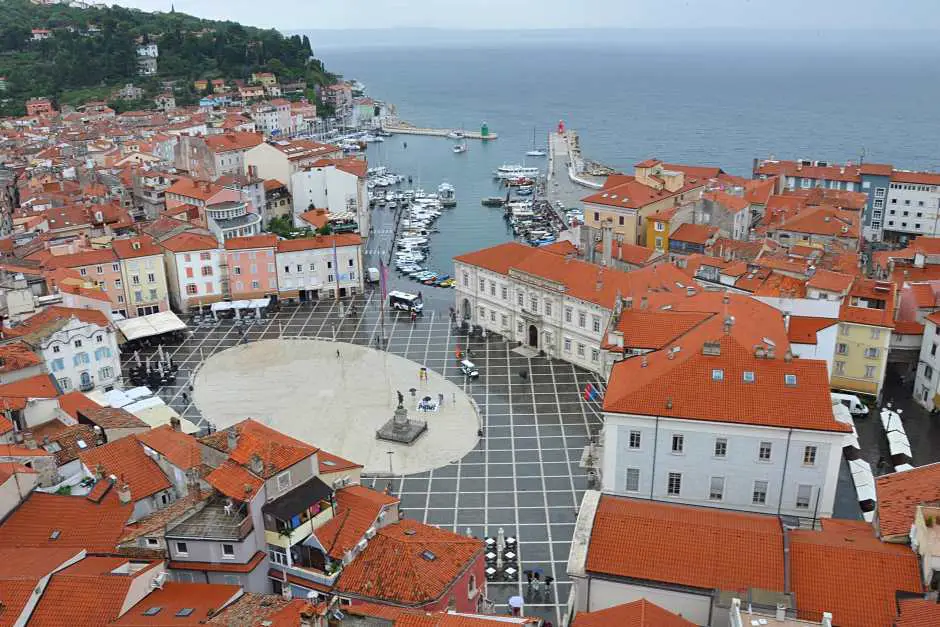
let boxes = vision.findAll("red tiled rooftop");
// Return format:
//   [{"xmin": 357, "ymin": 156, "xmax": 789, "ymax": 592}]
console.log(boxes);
[
  {"xmin": 113, "ymin": 582, "xmax": 242, "ymax": 625},
  {"xmin": 224, "ymin": 233, "xmax": 278, "ymax": 250},
  {"xmin": 314, "ymin": 484, "xmax": 398, "ymax": 559},
  {"xmin": 875, "ymin": 462, "xmax": 940, "ymax": 538},
  {"xmin": 572, "ymin": 599, "xmax": 696, "ymax": 627},
  {"xmin": 0, "ymin": 342, "xmax": 42, "ymax": 374},
  {"xmin": 275, "ymin": 233, "xmax": 362, "ymax": 252},
  {"xmin": 896, "ymin": 599, "xmax": 940, "ymax": 627},
  {"xmin": 787, "ymin": 316, "xmax": 838, "ymax": 345},
  {"xmin": 160, "ymin": 231, "xmax": 218, "ymax": 253},
  {"xmin": 205, "ymin": 460, "xmax": 264, "ymax": 501},
  {"xmin": 79, "ymin": 436, "xmax": 172, "ymax": 500},
  {"xmin": 586, "ymin": 496, "xmax": 785, "ymax": 592},
  {"xmin": 807, "ymin": 269, "xmax": 855, "ymax": 293},
  {"xmin": 136, "ymin": 425, "xmax": 202, "ymax": 471}
]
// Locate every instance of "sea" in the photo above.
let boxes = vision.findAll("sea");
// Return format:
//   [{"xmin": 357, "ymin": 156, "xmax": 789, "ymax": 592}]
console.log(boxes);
[{"xmin": 313, "ymin": 33, "xmax": 940, "ymax": 271}]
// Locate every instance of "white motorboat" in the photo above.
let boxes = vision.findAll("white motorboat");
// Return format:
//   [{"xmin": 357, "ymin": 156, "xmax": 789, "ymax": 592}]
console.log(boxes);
[
  {"xmin": 494, "ymin": 164, "xmax": 540, "ymax": 180},
  {"xmin": 447, "ymin": 130, "xmax": 465, "ymax": 139},
  {"xmin": 438, "ymin": 183, "xmax": 457, "ymax": 207},
  {"xmin": 526, "ymin": 149, "xmax": 547, "ymax": 157},
  {"xmin": 453, "ymin": 143, "xmax": 467, "ymax": 154}
]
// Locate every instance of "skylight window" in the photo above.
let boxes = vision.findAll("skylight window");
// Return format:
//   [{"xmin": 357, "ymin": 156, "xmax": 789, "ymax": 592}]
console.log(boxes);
[
  {"xmin": 49, "ymin": 530, "xmax": 61, "ymax": 540},
  {"xmin": 176, "ymin": 609, "xmax": 194, "ymax": 618},
  {"xmin": 785, "ymin": 374, "xmax": 797, "ymax": 386},
  {"xmin": 712, "ymin": 369, "xmax": 724, "ymax": 381},
  {"xmin": 743, "ymin": 371, "xmax": 755, "ymax": 383},
  {"xmin": 143, "ymin": 608, "xmax": 162, "ymax": 617},
  {"xmin": 322, "ymin": 460, "xmax": 336, "ymax": 466},
  {"xmin": 76, "ymin": 439, "xmax": 87, "ymax": 449},
  {"xmin": 420, "ymin": 550, "xmax": 436, "ymax": 561}
]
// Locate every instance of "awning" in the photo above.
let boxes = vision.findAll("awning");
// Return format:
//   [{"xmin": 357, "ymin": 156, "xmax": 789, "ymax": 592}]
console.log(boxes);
[
  {"xmin": 211, "ymin": 298, "xmax": 270, "ymax": 312},
  {"xmin": 262, "ymin": 477, "xmax": 332, "ymax": 521},
  {"xmin": 886, "ymin": 430, "xmax": 912, "ymax": 458},
  {"xmin": 115, "ymin": 311, "xmax": 187, "ymax": 341}
]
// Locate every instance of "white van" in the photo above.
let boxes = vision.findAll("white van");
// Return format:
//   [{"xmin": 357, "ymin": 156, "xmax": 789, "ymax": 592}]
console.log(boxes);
[{"xmin": 831, "ymin": 393, "xmax": 869, "ymax": 417}]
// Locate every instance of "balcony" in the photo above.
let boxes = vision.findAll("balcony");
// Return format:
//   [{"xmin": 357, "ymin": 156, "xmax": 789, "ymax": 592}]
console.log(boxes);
[
  {"xmin": 166, "ymin": 497, "xmax": 253, "ymax": 541},
  {"xmin": 264, "ymin": 505, "xmax": 334, "ymax": 549},
  {"xmin": 262, "ymin": 477, "xmax": 334, "ymax": 549}
]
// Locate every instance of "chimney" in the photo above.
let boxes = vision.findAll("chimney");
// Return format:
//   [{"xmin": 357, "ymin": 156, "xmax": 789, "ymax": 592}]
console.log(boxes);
[
  {"xmin": 595, "ymin": 273, "xmax": 603, "ymax": 292},
  {"xmin": 783, "ymin": 312, "xmax": 791, "ymax": 331},
  {"xmin": 686, "ymin": 286, "xmax": 695, "ymax": 297},
  {"xmin": 775, "ymin": 604, "xmax": 786, "ymax": 622},
  {"xmin": 729, "ymin": 598, "xmax": 744, "ymax": 627},
  {"xmin": 755, "ymin": 346, "xmax": 766, "ymax": 359},
  {"xmin": 22, "ymin": 431, "xmax": 37, "ymax": 449},
  {"xmin": 640, "ymin": 355, "xmax": 648, "ymax": 368},
  {"xmin": 169, "ymin": 416, "xmax": 181, "ymax": 432},
  {"xmin": 640, "ymin": 296, "xmax": 648, "ymax": 310},
  {"xmin": 117, "ymin": 482, "xmax": 132, "ymax": 504},
  {"xmin": 766, "ymin": 345, "xmax": 776, "ymax": 359},
  {"xmin": 665, "ymin": 397, "xmax": 673, "ymax": 410},
  {"xmin": 601, "ymin": 220, "xmax": 613, "ymax": 267},
  {"xmin": 94, "ymin": 463, "xmax": 106, "ymax": 480},
  {"xmin": 783, "ymin": 349, "xmax": 793, "ymax": 362},
  {"xmin": 227, "ymin": 428, "xmax": 238, "ymax": 452},
  {"xmin": 821, "ymin": 612, "xmax": 833, "ymax": 627},
  {"xmin": 722, "ymin": 293, "xmax": 730, "ymax": 305},
  {"xmin": 624, "ymin": 296, "xmax": 633, "ymax": 310},
  {"xmin": 299, "ymin": 606, "xmax": 317, "ymax": 627},
  {"xmin": 249, "ymin": 453, "xmax": 264, "ymax": 475},
  {"xmin": 723, "ymin": 316, "xmax": 733, "ymax": 334}
]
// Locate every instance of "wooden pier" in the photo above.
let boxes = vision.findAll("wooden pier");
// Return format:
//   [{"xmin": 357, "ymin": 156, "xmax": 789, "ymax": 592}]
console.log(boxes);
[{"xmin": 381, "ymin": 122, "xmax": 498, "ymax": 141}]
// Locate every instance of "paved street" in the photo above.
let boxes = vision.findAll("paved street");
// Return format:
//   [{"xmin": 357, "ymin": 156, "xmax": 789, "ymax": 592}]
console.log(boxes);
[{"xmin": 123, "ymin": 294, "xmax": 605, "ymax": 625}]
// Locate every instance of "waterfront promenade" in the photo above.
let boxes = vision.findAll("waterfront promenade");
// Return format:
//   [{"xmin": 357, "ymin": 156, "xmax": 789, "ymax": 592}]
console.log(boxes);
[
  {"xmin": 546, "ymin": 130, "xmax": 605, "ymax": 210},
  {"xmin": 383, "ymin": 121, "xmax": 499, "ymax": 140}
]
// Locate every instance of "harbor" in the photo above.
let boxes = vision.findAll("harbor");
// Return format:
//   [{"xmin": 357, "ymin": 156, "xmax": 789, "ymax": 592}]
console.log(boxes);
[{"xmin": 382, "ymin": 121, "xmax": 499, "ymax": 140}]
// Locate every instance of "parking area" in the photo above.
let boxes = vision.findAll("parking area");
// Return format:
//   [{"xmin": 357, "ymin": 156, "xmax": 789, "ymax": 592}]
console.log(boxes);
[{"xmin": 124, "ymin": 293, "xmax": 605, "ymax": 624}]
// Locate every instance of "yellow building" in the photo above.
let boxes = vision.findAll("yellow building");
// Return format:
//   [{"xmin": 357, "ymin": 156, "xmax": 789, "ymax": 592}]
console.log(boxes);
[
  {"xmin": 112, "ymin": 235, "xmax": 172, "ymax": 318},
  {"xmin": 645, "ymin": 207, "xmax": 677, "ymax": 254},
  {"xmin": 830, "ymin": 279, "xmax": 895, "ymax": 398},
  {"xmin": 581, "ymin": 159, "xmax": 707, "ymax": 246}
]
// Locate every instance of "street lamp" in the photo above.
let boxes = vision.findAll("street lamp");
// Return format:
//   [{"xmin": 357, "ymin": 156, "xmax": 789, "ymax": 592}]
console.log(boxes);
[{"xmin": 386, "ymin": 450, "xmax": 394, "ymax": 474}]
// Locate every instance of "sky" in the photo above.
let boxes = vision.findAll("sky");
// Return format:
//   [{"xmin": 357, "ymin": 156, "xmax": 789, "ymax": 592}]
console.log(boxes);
[{"xmin": 113, "ymin": 0, "xmax": 940, "ymax": 31}]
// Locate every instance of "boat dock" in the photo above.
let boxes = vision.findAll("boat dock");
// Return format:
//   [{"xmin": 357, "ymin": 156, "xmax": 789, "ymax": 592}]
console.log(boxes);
[
  {"xmin": 546, "ymin": 128, "xmax": 610, "ymax": 210},
  {"xmin": 382, "ymin": 122, "xmax": 498, "ymax": 141}
]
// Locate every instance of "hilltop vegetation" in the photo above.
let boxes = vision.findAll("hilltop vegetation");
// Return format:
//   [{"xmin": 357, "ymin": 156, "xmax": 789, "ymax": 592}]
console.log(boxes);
[{"xmin": 0, "ymin": 0, "xmax": 335, "ymax": 115}]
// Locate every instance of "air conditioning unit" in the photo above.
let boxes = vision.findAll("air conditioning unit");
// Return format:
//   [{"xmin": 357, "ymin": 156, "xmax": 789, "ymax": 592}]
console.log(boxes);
[{"xmin": 151, "ymin": 572, "xmax": 167, "ymax": 589}]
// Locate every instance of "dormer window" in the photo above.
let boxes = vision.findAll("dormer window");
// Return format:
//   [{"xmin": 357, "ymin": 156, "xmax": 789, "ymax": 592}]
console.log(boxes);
[
  {"xmin": 712, "ymin": 369, "xmax": 724, "ymax": 381},
  {"xmin": 785, "ymin": 374, "xmax": 797, "ymax": 386}
]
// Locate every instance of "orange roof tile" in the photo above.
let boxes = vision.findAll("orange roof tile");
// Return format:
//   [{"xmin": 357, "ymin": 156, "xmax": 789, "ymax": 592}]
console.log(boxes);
[
  {"xmin": 317, "ymin": 449, "xmax": 363, "ymax": 474},
  {"xmin": 896, "ymin": 599, "xmax": 940, "ymax": 627},
  {"xmin": 310, "ymin": 157, "xmax": 368, "ymax": 178},
  {"xmin": 204, "ymin": 131, "xmax": 264, "ymax": 153},
  {"xmin": 263, "ymin": 179, "xmax": 286, "ymax": 191},
  {"xmin": 586, "ymin": 496, "xmax": 785, "ymax": 592},
  {"xmin": 136, "ymin": 425, "xmax": 202, "ymax": 471},
  {"xmin": 583, "ymin": 175, "xmax": 704, "ymax": 210},
  {"xmin": 79, "ymin": 436, "xmax": 172, "ymax": 500},
  {"xmin": 2, "ymin": 305, "xmax": 110, "ymax": 339},
  {"xmin": 787, "ymin": 316, "xmax": 837, "ymax": 345},
  {"xmin": 670, "ymin": 223, "xmax": 718, "ymax": 246},
  {"xmin": 200, "ymin": 418, "xmax": 316, "ymax": 478},
  {"xmin": 223, "ymin": 234, "xmax": 278, "ymax": 250},
  {"xmin": 572, "ymin": 600, "xmax": 696, "ymax": 627},
  {"xmin": 395, "ymin": 613, "xmax": 538, "ymax": 626},
  {"xmin": 161, "ymin": 231, "xmax": 218, "ymax": 253},
  {"xmin": 0, "ymin": 491, "xmax": 131, "ymax": 553},
  {"xmin": 275, "ymin": 233, "xmax": 362, "ymax": 252},
  {"xmin": 0, "ymin": 342, "xmax": 42, "ymax": 374},
  {"xmin": 56, "ymin": 390, "xmax": 101, "ymax": 420},
  {"xmin": 205, "ymin": 460, "xmax": 264, "ymax": 501},
  {"xmin": 38, "ymin": 247, "xmax": 117, "ymax": 270},
  {"xmin": 314, "ymin": 484, "xmax": 398, "ymax": 559},
  {"xmin": 616, "ymin": 310, "xmax": 712, "ymax": 350},
  {"xmin": 28, "ymin": 571, "xmax": 133, "ymax": 626},
  {"xmin": 336, "ymin": 519, "xmax": 483, "ymax": 606},
  {"xmin": 789, "ymin": 520, "xmax": 922, "ymax": 627},
  {"xmin": 79, "ymin": 406, "xmax": 149, "ymax": 430},
  {"xmin": 113, "ymin": 582, "xmax": 242, "ymax": 625},
  {"xmin": 166, "ymin": 177, "xmax": 225, "ymax": 201},
  {"xmin": 908, "ymin": 282, "xmax": 938, "ymax": 309},
  {"xmin": 807, "ymin": 269, "xmax": 854, "ymax": 293},
  {"xmin": 0, "ymin": 374, "xmax": 59, "ymax": 410},
  {"xmin": 297, "ymin": 208, "xmax": 330, "ymax": 229},
  {"xmin": 112, "ymin": 235, "xmax": 163, "ymax": 259},
  {"xmin": 875, "ymin": 463, "xmax": 940, "ymax": 538},
  {"xmin": 892, "ymin": 170, "xmax": 940, "ymax": 186}
]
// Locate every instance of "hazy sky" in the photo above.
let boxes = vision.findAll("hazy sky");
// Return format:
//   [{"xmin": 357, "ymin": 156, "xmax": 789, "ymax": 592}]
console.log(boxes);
[{"xmin": 113, "ymin": 0, "xmax": 940, "ymax": 31}]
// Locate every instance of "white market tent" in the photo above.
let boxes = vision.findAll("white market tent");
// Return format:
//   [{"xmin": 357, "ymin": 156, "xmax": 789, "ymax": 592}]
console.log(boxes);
[
  {"xmin": 210, "ymin": 298, "xmax": 270, "ymax": 319},
  {"xmin": 115, "ymin": 311, "xmax": 187, "ymax": 342}
]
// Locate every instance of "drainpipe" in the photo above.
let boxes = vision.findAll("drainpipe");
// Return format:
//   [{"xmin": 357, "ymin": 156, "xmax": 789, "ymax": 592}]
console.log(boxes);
[
  {"xmin": 585, "ymin": 575, "xmax": 591, "ymax": 612},
  {"xmin": 649, "ymin": 416, "xmax": 660, "ymax": 499},
  {"xmin": 776, "ymin": 429, "xmax": 793, "ymax": 515}
]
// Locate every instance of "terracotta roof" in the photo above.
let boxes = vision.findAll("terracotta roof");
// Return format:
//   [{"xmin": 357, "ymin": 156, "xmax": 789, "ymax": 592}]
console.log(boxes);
[
  {"xmin": 907, "ymin": 282, "xmax": 938, "ymax": 309},
  {"xmin": 616, "ymin": 310, "xmax": 712, "ymax": 350},
  {"xmin": 205, "ymin": 460, "xmax": 264, "ymax": 501},
  {"xmin": 840, "ymin": 278, "xmax": 896, "ymax": 328},
  {"xmin": 112, "ymin": 235, "xmax": 163, "ymax": 259},
  {"xmin": 161, "ymin": 231, "xmax": 218, "ymax": 253},
  {"xmin": 595, "ymin": 240, "xmax": 656, "ymax": 266},
  {"xmin": 0, "ymin": 374, "xmax": 59, "ymax": 410},
  {"xmin": 586, "ymin": 496, "xmax": 785, "ymax": 592},
  {"xmin": 774, "ymin": 206, "xmax": 860, "ymax": 239},
  {"xmin": 789, "ymin": 519, "xmax": 922, "ymax": 627},
  {"xmin": 0, "ymin": 547, "xmax": 82, "ymax": 623},
  {"xmin": 314, "ymin": 484, "xmax": 398, "ymax": 559},
  {"xmin": 0, "ymin": 491, "xmax": 132, "ymax": 553},
  {"xmin": 78, "ymin": 406, "xmax": 148, "ymax": 431},
  {"xmin": 336, "ymin": 519, "xmax": 483, "ymax": 606},
  {"xmin": 204, "ymin": 131, "xmax": 263, "ymax": 153},
  {"xmin": 2, "ymin": 305, "xmax": 110, "ymax": 340},
  {"xmin": 807, "ymin": 269, "xmax": 854, "ymax": 293},
  {"xmin": 36, "ymin": 422, "xmax": 99, "ymax": 464},
  {"xmin": 200, "ymin": 418, "xmax": 316, "ymax": 478},
  {"xmin": 137, "ymin": 425, "xmax": 202, "ymax": 471},
  {"xmin": 206, "ymin": 593, "xmax": 292, "ymax": 626},
  {"xmin": 79, "ymin": 436, "xmax": 172, "ymax": 500},
  {"xmin": 787, "ymin": 316, "xmax": 838, "ymax": 345},
  {"xmin": 297, "ymin": 208, "xmax": 330, "ymax": 229},
  {"xmin": 0, "ymin": 442, "xmax": 52, "ymax": 458},
  {"xmin": 583, "ymin": 174, "xmax": 704, "ymax": 210},
  {"xmin": 317, "ymin": 449, "xmax": 363, "ymax": 474},
  {"xmin": 875, "ymin": 463, "xmax": 940, "ymax": 538},
  {"xmin": 56, "ymin": 390, "xmax": 101, "ymax": 420},
  {"xmin": 223, "ymin": 234, "xmax": 278, "ymax": 250},
  {"xmin": 542, "ymin": 240, "xmax": 579, "ymax": 256},
  {"xmin": 166, "ymin": 178, "xmax": 224, "ymax": 201},
  {"xmin": 671, "ymin": 223, "xmax": 719, "ymax": 246},
  {"xmin": 896, "ymin": 599, "xmax": 940, "ymax": 627},
  {"xmin": 310, "ymin": 157, "xmax": 368, "ymax": 178},
  {"xmin": 892, "ymin": 170, "xmax": 940, "ymax": 186},
  {"xmin": 395, "ymin": 613, "xmax": 538, "ymax": 626},
  {"xmin": 38, "ymin": 247, "xmax": 117, "ymax": 270},
  {"xmin": 572, "ymin": 600, "xmax": 696, "ymax": 627},
  {"xmin": 894, "ymin": 320, "xmax": 925, "ymax": 335},
  {"xmin": 275, "ymin": 233, "xmax": 363, "ymax": 252},
  {"xmin": 634, "ymin": 158, "xmax": 662, "ymax": 168},
  {"xmin": 168, "ymin": 549, "xmax": 266, "ymax": 573},
  {"xmin": 263, "ymin": 179, "xmax": 286, "ymax": 191},
  {"xmin": 0, "ymin": 341, "xmax": 42, "ymax": 374},
  {"xmin": 27, "ymin": 569, "xmax": 134, "ymax": 626},
  {"xmin": 113, "ymin": 582, "xmax": 242, "ymax": 625}
]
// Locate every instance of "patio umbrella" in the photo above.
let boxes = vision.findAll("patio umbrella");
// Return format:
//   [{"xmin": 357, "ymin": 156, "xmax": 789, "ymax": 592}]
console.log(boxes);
[
  {"xmin": 508, "ymin": 596, "xmax": 524, "ymax": 609},
  {"xmin": 422, "ymin": 396, "xmax": 432, "ymax": 402}
]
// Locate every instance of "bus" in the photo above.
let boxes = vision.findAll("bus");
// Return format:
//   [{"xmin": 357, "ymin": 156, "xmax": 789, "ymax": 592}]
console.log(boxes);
[{"xmin": 388, "ymin": 290, "xmax": 423, "ymax": 313}]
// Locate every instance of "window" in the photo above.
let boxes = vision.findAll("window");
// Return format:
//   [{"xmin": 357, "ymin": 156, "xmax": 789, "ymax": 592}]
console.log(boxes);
[
  {"xmin": 592, "ymin": 316, "xmax": 601, "ymax": 333},
  {"xmin": 865, "ymin": 365, "xmax": 877, "ymax": 378},
  {"xmin": 328, "ymin": 274, "xmax": 334, "ymax": 283},
  {"xmin": 51, "ymin": 358, "xmax": 64, "ymax": 372},
  {"xmin": 577, "ymin": 343, "xmax": 585, "ymax": 357},
  {"xmin": 96, "ymin": 335, "xmax": 103, "ymax": 343},
  {"xmin": 297, "ymin": 264, "xmax": 303, "ymax": 273},
  {"xmin": 629, "ymin": 430, "xmax": 641, "ymax": 449},
  {"xmin": 251, "ymin": 280, "xmax": 260, "ymax": 289},
  {"xmin": 175, "ymin": 542, "xmax": 188, "ymax": 556},
  {"xmin": 544, "ymin": 301, "xmax": 552, "ymax": 316},
  {"xmin": 348, "ymin": 258, "xmax": 354, "ymax": 267},
  {"xmin": 146, "ymin": 538, "xmax": 159, "ymax": 547},
  {"xmin": 73, "ymin": 352, "xmax": 90, "ymax": 367},
  {"xmin": 671, "ymin": 434, "xmax": 684, "ymax": 454},
  {"xmin": 115, "ymin": 279, "xmax": 122, "ymax": 288},
  {"xmin": 712, "ymin": 368, "xmax": 724, "ymax": 381},
  {"xmin": 134, "ymin": 291, "xmax": 143, "ymax": 303},
  {"xmin": 199, "ymin": 252, "xmax": 211, "ymax": 261},
  {"xmin": 803, "ymin": 446, "xmax": 817, "ymax": 466},
  {"xmin": 564, "ymin": 307, "xmax": 572, "ymax": 323},
  {"xmin": 479, "ymin": 278, "xmax": 485, "ymax": 291},
  {"xmin": 655, "ymin": 222, "xmax": 665, "ymax": 232},
  {"xmin": 489, "ymin": 282, "xmax": 496, "ymax": 296},
  {"xmin": 758, "ymin": 441, "xmax": 772, "ymax": 461},
  {"xmin": 234, "ymin": 266, "xmax": 242, "ymax": 275},
  {"xmin": 743, "ymin": 371, "xmax": 755, "ymax": 383},
  {"xmin": 618, "ymin": 216, "xmax": 624, "ymax": 225},
  {"xmin": 517, "ymin": 321, "xmax": 524, "ymax": 333},
  {"xmin": 714, "ymin": 438, "xmax": 727, "ymax": 458},
  {"xmin": 276, "ymin": 471, "xmax": 291, "ymax": 491},
  {"xmin": 79, "ymin": 267, "xmax": 87, "ymax": 276},
  {"xmin": 517, "ymin": 292, "xmax": 524, "ymax": 306},
  {"xmin": 462, "ymin": 272, "xmax": 469, "ymax": 287},
  {"xmin": 131, "ymin": 275, "xmax": 140, "ymax": 285},
  {"xmin": 834, "ymin": 360, "xmax": 845, "ymax": 375},
  {"xmin": 784, "ymin": 374, "xmax": 797, "ymax": 386},
  {"xmin": 479, "ymin": 306, "xmax": 485, "ymax": 321},
  {"xmin": 864, "ymin": 347, "xmax": 880, "ymax": 359},
  {"xmin": 185, "ymin": 284, "xmax": 197, "ymax": 295},
  {"xmin": 147, "ymin": 272, "xmax": 156, "ymax": 283},
  {"xmin": 709, "ymin": 476, "xmax": 724, "ymax": 501},
  {"xmin": 667, "ymin": 472, "xmax": 681, "ymax": 496},
  {"xmin": 501, "ymin": 314, "xmax": 508, "ymax": 327},
  {"xmin": 308, "ymin": 263, "xmax": 315, "ymax": 271},
  {"xmin": 150, "ymin": 289, "xmax": 159, "ymax": 300},
  {"xmin": 593, "ymin": 211, "xmax": 599, "ymax": 221},
  {"xmin": 221, "ymin": 543, "xmax": 235, "ymax": 558},
  {"xmin": 269, "ymin": 547, "xmax": 288, "ymax": 566},
  {"xmin": 753, "ymin": 481, "xmax": 768, "ymax": 505},
  {"xmin": 468, "ymin": 574, "xmax": 478, "ymax": 598},
  {"xmin": 57, "ymin": 377, "xmax": 71, "ymax": 391},
  {"xmin": 112, "ymin": 263, "xmax": 120, "ymax": 272},
  {"xmin": 625, "ymin": 468, "xmax": 640, "ymax": 492},
  {"xmin": 99, "ymin": 366, "xmax": 114, "ymax": 380},
  {"xmin": 52, "ymin": 345, "xmax": 60, "ymax": 354},
  {"xmin": 96, "ymin": 265, "xmax": 103, "ymax": 274},
  {"xmin": 796, "ymin": 485, "xmax": 813, "ymax": 509},
  {"xmin": 529, "ymin": 296, "xmax": 538, "ymax": 312},
  {"xmin": 836, "ymin": 343, "xmax": 848, "ymax": 355},
  {"xmin": 501, "ymin": 286, "xmax": 508, "ymax": 300},
  {"xmin": 926, "ymin": 364, "xmax": 934, "ymax": 380},
  {"xmin": 490, "ymin": 310, "xmax": 496, "ymax": 322},
  {"xmin": 563, "ymin": 337, "xmax": 571, "ymax": 352},
  {"xmin": 578, "ymin": 312, "xmax": 586, "ymax": 328},
  {"xmin": 200, "ymin": 266, "xmax": 212, "ymax": 277},
  {"xmin": 284, "ymin": 265, "xmax": 290, "ymax": 273},
  {"xmin": 74, "ymin": 339, "xmax": 82, "ymax": 348},
  {"xmin": 870, "ymin": 328, "xmax": 881, "ymax": 340},
  {"xmin": 590, "ymin": 348, "xmax": 600, "ymax": 362}
]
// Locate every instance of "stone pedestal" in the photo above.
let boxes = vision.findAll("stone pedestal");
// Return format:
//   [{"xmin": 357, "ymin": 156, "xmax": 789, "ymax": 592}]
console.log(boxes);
[{"xmin": 376, "ymin": 405, "xmax": 427, "ymax": 444}]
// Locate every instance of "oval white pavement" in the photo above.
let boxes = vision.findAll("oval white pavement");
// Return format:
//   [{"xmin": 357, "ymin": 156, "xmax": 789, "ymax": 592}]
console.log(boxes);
[{"xmin": 192, "ymin": 339, "xmax": 480, "ymax": 475}]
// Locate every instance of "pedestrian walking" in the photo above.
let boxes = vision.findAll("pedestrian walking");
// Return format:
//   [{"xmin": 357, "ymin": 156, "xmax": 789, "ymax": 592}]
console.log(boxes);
[
  {"xmin": 336, "ymin": 348, "xmax": 340, "ymax": 359},
  {"xmin": 438, "ymin": 392, "xmax": 444, "ymax": 407},
  {"xmin": 452, "ymin": 392, "xmax": 456, "ymax": 406},
  {"xmin": 181, "ymin": 392, "xmax": 189, "ymax": 404}
]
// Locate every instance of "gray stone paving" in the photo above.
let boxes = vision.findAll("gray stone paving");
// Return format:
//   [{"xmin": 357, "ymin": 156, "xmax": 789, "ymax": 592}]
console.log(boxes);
[{"xmin": 123, "ymin": 294, "xmax": 605, "ymax": 624}]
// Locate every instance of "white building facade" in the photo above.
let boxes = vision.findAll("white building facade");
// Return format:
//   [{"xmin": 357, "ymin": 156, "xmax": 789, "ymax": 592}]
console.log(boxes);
[
  {"xmin": 290, "ymin": 163, "xmax": 369, "ymax": 234},
  {"xmin": 275, "ymin": 236, "xmax": 364, "ymax": 300},
  {"xmin": 42, "ymin": 315, "xmax": 121, "ymax": 393},
  {"xmin": 883, "ymin": 175, "xmax": 940, "ymax": 239}
]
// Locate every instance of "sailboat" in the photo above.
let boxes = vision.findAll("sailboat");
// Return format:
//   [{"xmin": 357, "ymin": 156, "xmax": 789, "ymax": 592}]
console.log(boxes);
[{"xmin": 526, "ymin": 126, "xmax": 547, "ymax": 157}]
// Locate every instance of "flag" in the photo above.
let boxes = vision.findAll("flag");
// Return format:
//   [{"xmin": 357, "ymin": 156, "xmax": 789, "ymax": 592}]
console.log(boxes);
[
  {"xmin": 379, "ymin": 259, "xmax": 389, "ymax": 301},
  {"xmin": 584, "ymin": 384, "xmax": 592, "ymax": 401},
  {"xmin": 332, "ymin": 236, "xmax": 340, "ymax": 299}
]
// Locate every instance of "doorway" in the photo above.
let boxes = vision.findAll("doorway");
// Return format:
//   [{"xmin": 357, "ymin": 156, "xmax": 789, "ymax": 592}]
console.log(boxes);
[{"xmin": 528, "ymin": 325, "xmax": 538, "ymax": 348}]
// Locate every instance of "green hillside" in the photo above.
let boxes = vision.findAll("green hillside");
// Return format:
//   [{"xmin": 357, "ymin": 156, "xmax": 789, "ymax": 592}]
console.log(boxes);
[{"xmin": 0, "ymin": 0, "xmax": 335, "ymax": 115}]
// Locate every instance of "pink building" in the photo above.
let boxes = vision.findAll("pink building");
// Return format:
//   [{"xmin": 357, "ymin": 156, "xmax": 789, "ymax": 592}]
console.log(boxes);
[
  {"xmin": 40, "ymin": 248, "xmax": 125, "ymax": 317},
  {"xmin": 223, "ymin": 234, "xmax": 279, "ymax": 299}
]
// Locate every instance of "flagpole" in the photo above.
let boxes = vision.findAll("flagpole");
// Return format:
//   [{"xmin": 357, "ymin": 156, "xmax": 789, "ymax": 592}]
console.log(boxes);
[{"xmin": 379, "ymin": 259, "xmax": 388, "ymax": 351}]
